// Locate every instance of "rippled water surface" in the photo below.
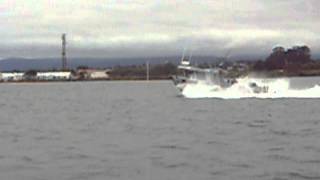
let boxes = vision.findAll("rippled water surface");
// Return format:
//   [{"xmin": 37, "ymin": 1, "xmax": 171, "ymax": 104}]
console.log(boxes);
[{"xmin": 0, "ymin": 80, "xmax": 320, "ymax": 180}]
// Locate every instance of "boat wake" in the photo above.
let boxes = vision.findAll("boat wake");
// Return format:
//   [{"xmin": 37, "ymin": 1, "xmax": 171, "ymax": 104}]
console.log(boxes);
[{"xmin": 182, "ymin": 77, "xmax": 320, "ymax": 99}]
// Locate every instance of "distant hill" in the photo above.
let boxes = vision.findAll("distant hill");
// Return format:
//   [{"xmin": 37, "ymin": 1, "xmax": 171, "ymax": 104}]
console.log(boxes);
[{"xmin": 0, "ymin": 56, "xmax": 223, "ymax": 71}]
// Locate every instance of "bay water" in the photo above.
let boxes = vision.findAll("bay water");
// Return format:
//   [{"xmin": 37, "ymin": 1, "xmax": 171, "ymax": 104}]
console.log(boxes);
[{"xmin": 0, "ymin": 80, "xmax": 319, "ymax": 180}]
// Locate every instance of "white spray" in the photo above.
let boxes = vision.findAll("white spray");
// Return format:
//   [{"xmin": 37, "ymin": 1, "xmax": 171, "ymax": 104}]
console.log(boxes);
[{"xmin": 182, "ymin": 77, "xmax": 320, "ymax": 99}]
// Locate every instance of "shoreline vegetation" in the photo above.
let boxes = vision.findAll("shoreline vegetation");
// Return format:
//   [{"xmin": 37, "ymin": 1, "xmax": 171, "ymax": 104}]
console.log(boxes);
[{"xmin": 1, "ymin": 45, "xmax": 320, "ymax": 83}]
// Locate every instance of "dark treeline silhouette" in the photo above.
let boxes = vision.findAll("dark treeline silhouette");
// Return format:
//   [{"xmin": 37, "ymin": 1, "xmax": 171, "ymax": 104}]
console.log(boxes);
[
  {"xmin": 254, "ymin": 45, "xmax": 312, "ymax": 71},
  {"xmin": 253, "ymin": 45, "xmax": 320, "ymax": 76}
]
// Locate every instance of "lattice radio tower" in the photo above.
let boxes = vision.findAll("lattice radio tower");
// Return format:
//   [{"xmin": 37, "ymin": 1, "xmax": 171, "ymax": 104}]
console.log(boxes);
[{"xmin": 62, "ymin": 33, "xmax": 67, "ymax": 70}]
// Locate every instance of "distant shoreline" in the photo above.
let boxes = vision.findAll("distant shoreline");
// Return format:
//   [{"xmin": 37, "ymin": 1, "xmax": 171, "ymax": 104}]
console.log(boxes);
[
  {"xmin": 0, "ymin": 78, "xmax": 172, "ymax": 84},
  {"xmin": 1, "ymin": 74, "xmax": 320, "ymax": 84}
]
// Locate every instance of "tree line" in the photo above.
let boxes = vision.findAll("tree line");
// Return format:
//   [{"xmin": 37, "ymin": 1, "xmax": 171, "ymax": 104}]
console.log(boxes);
[{"xmin": 254, "ymin": 45, "xmax": 312, "ymax": 70}]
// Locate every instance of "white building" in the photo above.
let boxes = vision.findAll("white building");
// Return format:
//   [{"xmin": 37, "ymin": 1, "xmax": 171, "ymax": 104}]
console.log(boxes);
[
  {"xmin": 36, "ymin": 71, "xmax": 72, "ymax": 80},
  {"xmin": 77, "ymin": 69, "xmax": 110, "ymax": 80},
  {"xmin": 89, "ymin": 70, "xmax": 110, "ymax": 79},
  {"xmin": 0, "ymin": 72, "xmax": 24, "ymax": 81}
]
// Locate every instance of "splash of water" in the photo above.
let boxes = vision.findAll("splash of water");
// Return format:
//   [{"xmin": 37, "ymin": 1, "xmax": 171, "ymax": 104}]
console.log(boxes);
[{"xmin": 182, "ymin": 77, "xmax": 320, "ymax": 99}]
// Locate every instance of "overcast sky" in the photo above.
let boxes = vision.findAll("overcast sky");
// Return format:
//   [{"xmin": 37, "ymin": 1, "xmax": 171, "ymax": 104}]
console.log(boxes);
[{"xmin": 1, "ymin": 0, "xmax": 319, "ymax": 58}]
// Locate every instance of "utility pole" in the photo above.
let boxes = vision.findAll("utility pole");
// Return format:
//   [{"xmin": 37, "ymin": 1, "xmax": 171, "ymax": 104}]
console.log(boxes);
[
  {"xmin": 62, "ymin": 33, "xmax": 67, "ymax": 70},
  {"xmin": 146, "ymin": 61, "xmax": 150, "ymax": 81}
]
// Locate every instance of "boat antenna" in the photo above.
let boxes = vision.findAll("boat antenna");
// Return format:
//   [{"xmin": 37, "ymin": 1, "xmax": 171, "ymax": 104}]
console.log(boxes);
[
  {"xmin": 225, "ymin": 49, "xmax": 232, "ymax": 60},
  {"xmin": 189, "ymin": 49, "xmax": 197, "ymax": 66},
  {"xmin": 188, "ymin": 48, "xmax": 194, "ymax": 62},
  {"xmin": 181, "ymin": 47, "xmax": 187, "ymax": 62},
  {"xmin": 217, "ymin": 49, "xmax": 232, "ymax": 68}
]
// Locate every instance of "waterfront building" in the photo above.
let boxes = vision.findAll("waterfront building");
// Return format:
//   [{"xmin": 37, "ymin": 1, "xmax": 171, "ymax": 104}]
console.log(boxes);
[
  {"xmin": 77, "ymin": 69, "xmax": 110, "ymax": 80},
  {"xmin": 0, "ymin": 72, "xmax": 24, "ymax": 81},
  {"xmin": 36, "ymin": 71, "xmax": 72, "ymax": 80}
]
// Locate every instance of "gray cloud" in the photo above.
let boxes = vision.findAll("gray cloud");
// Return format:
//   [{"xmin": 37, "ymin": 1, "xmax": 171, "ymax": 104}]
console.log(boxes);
[{"xmin": 1, "ymin": 0, "xmax": 319, "ymax": 58}]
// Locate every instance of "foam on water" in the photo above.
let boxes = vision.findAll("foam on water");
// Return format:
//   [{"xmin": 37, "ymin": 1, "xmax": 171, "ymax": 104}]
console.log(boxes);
[{"xmin": 182, "ymin": 77, "xmax": 320, "ymax": 99}]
